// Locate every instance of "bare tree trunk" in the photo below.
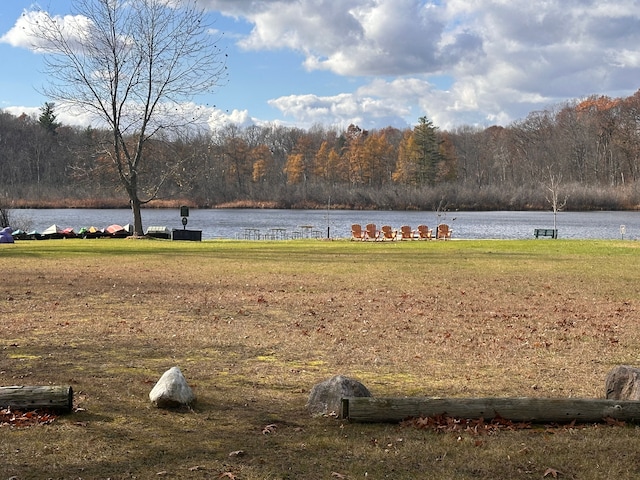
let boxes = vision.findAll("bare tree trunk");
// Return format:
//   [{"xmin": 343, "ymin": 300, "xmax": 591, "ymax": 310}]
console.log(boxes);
[{"xmin": 130, "ymin": 196, "xmax": 144, "ymax": 237}]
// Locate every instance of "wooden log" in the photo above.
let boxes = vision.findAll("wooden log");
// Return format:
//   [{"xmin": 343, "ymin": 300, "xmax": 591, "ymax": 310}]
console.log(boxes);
[
  {"xmin": 341, "ymin": 396, "xmax": 640, "ymax": 424},
  {"xmin": 0, "ymin": 386, "xmax": 73, "ymax": 413}
]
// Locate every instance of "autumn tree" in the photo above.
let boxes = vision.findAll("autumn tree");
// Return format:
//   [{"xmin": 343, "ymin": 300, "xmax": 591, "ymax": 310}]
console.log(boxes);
[
  {"xmin": 362, "ymin": 131, "xmax": 394, "ymax": 186},
  {"xmin": 437, "ymin": 132, "xmax": 458, "ymax": 182},
  {"xmin": 31, "ymin": 0, "xmax": 226, "ymax": 235},
  {"xmin": 342, "ymin": 124, "xmax": 369, "ymax": 186},
  {"xmin": 393, "ymin": 129, "xmax": 418, "ymax": 185},
  {"xmin": 284, "ymin": 135, "xmax": 316, "ymax": 200},
  {"xmin": 251, "ymin": 145, "xmax": 274, "ymax": 183},
  {"xmin": 284, "ymin": 153, "xmax": 305, "ymax": 184},
  {"xmin": 313, "ymin": 139, "xmax": 346, "ymax": 186},
  {"xmin": 313, "ymin": 141, "xmax": 331, "ymax": 180}
]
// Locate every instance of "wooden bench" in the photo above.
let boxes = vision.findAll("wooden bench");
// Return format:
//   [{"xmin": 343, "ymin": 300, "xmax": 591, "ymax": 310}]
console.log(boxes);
[{"xmin": 534, "ymin": 228, "xmax": 557, "ymax": 239}]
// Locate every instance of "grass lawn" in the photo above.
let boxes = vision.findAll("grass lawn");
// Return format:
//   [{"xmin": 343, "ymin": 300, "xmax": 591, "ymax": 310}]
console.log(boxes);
[{"xmin": 2, "ymin": 238, "xmax": 640, "ymax": 479}]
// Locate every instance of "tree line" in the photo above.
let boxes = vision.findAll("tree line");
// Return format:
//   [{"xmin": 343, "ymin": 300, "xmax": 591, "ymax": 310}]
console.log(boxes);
[{"xmin": 3, "ymin": 89, "xmax": 640, "ymax": 216}]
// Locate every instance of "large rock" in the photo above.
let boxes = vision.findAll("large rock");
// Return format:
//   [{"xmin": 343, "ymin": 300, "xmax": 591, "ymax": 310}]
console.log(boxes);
[
  {"xmin": 307, "ymin": 375, "xmax": 371, "ymax": 416},
  {"xmin": 149, "ymin": 366, "xmax": 195, "ymax": 408},
  {"xmin": 605, "ymin": 365, "xmax": 640, "ymax": 400}
]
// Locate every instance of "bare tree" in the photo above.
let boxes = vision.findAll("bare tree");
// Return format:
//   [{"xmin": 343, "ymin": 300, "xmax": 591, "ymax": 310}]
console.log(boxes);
[
  {"xmin": 31, "ymin": 0, "xmax": 226, "ymax": 235},
  {"xmin": 0, "ymin": 205, "xmax": 9, "ymax": 228},
  {"xmin": 544, "ymin": 169, "xmax": 568, "ymax": 233}
]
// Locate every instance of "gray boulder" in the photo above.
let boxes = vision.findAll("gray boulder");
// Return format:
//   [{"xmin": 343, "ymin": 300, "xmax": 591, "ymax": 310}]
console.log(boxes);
[
  {"xmin": 307, "ymin": 375, "xmax": 371, "ymax": 416},
  {"xmin": 605, "ymin": 365, "xmax": 640, "ymax": 400},
  {"xmin": 149, "ymin": 366, "xmax": 195, "ymax": 408}
]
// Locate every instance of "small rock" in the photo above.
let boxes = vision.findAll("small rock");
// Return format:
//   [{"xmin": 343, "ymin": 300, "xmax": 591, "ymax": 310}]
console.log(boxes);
[{"xmin": 149, "ymin": 366, "xmax": 195, "ymax": 408}]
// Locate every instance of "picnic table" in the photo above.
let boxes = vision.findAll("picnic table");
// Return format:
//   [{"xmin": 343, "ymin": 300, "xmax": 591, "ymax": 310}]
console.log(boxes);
[
  {"xmin": 243, "ymin": 228, "xmax": 261, "ymax": 240},
  {"xmin": 268, "ymin": 228, "xmax": 287, "ymax": 240},
  {"xmin": 299, "ymin": 225, "xmax": 314, "ymax": 238}
]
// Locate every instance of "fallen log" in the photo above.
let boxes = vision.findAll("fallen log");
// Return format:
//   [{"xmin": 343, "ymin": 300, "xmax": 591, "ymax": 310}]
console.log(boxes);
[
  {"xmin": 0, "ymin": 386, "xmax": 73, "ymax": 413},
  {"xmin": 341, "ymin": 396, "xmax": 640, "ymax": 424}
]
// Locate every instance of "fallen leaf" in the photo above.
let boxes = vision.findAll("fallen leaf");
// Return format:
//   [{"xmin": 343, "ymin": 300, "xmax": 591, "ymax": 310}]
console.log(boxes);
[
  {"xmin": 189, "ymin": 465, "xmax": 205, "ymax": 471},
  {"xmin": 228, "ymin": 450, "xmax": 245, "ymax": 457},
  {"xmin": 543, "ymin": 467, "xmax": 562, "ymax": 478},
  {"xmin": 262, "ymin": 423, "xmax": 277, "ymax": 434},
  {"xmin": 604, "ymin": 416, "xmax": 626, "ymax": 427},
  {"xmin": 331, "ymin": 473, "xmax": 347, "ymax": 479},
  {"xmin": 401, "ymin": 413, "xmax": 531, "ymax": 435},
  {"xmin": 219, "ymin": 473, "xmax": 237, "ymax": 479},
  {"xmin": 0, "ymin": 408, "xmax": 58, "ymax": 428}
]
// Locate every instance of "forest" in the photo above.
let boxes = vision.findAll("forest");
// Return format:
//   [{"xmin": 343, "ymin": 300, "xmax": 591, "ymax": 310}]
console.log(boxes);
[{"xmin": 3, "ymin": 89, "xmax": 640, "ymax": 213}]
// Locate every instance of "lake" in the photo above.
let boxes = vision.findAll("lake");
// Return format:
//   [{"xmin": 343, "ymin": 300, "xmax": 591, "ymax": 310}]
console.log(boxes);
[
  {"xmin": 8, "ymin": 208, "xmax": 640, "ymax": 240},
  {"xmin": 6, "ymin": 208, "xmax": 640, "ymax": 239}
]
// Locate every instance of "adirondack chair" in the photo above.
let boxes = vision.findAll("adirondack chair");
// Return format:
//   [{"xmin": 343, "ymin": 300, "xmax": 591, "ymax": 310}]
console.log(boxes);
[
  {"xmin": 416, "ymin": 225, "xmax": 432, "ymax": 240},
  {"xmin": 399, "ymin": 225, "xmax": 414, "ymax": 240},
  {"xmin": 364, "ymin": 223, "xmax": 380, "ymax": 241},
  {"xmin": 437, "ymin": 224, "xmax": 452, "ymax": 240},
  {"xmin": 351, "ymin": 224, "xmax": 365, "ymax": 240},
  {"xmin": 380, "ymin": 225, "xmax": 397, "ymax": 241}
]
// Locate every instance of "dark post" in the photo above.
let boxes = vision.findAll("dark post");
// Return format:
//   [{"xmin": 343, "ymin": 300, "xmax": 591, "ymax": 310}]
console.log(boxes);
[{"xmin": 180, "ymin": 205, "xmax": 189, "ymax": 230}]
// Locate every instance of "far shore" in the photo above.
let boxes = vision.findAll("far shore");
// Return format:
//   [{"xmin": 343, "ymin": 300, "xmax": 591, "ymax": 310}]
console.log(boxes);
[{"xmin": 8, "ymin": 198, "xmax": 640, "ymax": 212}]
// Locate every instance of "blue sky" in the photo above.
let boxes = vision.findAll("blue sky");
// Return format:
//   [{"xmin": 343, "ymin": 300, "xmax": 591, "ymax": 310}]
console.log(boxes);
[{"xmin": 2, "ymin": 0, "xmax": 640, "ymax": 132}]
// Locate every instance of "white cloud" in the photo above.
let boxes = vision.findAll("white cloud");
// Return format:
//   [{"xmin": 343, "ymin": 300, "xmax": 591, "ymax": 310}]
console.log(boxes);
[
  {"xmin": 6, "ymin": 0, "xmax": 640, "ymax": 130},
  {"xmin": 231, "ymin": 0, "xmax": 481, "ymax": 76},
  {"xmin": 0, "ymin": 9, "xmax": 93, "ymax": 53},
  {"xmin": 268, "ymin": 79, "xmax": 435, "ymax": 130},
  {"xmin": 3, "ymin": 102, "xmax": 261, "ymax": 134},
  {"xmin": 3, "ymin": 106, "xmax": 40, "ymax": 119},
  {"xmin": 212, "ymin": 0, "xmax": 640, "ymax": 127},
  {"xmin": 269, "ymin": 94, "xmax": 361, "ymax": 129},
  {"xmin": 207, "ymin": 107, "xmax": 260, "ymax": 129},
  {"xmin": 3, "ymin": 103, "xmax": 96, "ymax": 128}
]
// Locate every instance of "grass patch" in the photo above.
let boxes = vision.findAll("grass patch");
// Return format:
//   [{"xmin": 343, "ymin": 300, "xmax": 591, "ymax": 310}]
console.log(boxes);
[{"xmin": 2, "ymin": 239, "xmax": 640, "ymax": 479}]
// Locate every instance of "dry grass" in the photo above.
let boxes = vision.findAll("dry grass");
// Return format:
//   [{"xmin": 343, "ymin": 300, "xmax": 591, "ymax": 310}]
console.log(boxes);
[{"xmin": 2, "ymin": 239, "xmax": 640, "ymax": 479}]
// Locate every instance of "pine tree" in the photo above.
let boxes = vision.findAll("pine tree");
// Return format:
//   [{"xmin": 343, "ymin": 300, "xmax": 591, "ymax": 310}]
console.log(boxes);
[
  {"xmin": 413, "ymin": 116, "xmax": 442, "ymax": 185},
  {"xmin": 38, "ymin": 102, "xmax": 60, "ymax": 135}
]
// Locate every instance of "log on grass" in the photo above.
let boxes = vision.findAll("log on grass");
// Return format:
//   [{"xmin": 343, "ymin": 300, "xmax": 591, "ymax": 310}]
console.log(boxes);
[
  {"xmin": 341, "ymin": 396, "xmax": 640, "ymax": 424},
  {"xmin": 0, "ymin": 386, "xmax": 73, "ymax": 413}
]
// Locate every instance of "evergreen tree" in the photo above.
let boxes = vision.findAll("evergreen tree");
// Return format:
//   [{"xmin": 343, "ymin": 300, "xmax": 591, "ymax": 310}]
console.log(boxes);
[
  {"xmin": 413, "ymin": 116, "xmax": 442, "ymax": 185},
  {"xmin": 38, "ymin": 102, "xmax": 60, "ymax": 135}
]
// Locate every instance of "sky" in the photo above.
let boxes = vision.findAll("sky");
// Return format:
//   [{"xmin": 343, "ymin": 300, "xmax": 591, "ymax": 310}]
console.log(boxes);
[{"xmin": 1, "ymin": 0, "xmax": 640, "ymax": 132}]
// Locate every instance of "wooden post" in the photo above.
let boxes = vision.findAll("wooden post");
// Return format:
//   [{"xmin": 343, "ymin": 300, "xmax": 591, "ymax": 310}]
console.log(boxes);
[
  {"xmin": 341, "ymin": 396, "xmax": 640, "ymax": 424},
  {"xmin": 0, "ymin": 386, "xmax": 73, "ymax": 413}
]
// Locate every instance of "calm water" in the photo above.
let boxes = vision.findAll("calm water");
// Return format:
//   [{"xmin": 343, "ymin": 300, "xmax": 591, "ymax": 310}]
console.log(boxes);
[{"xmin": 9, "ymin": 208, "xmax": 640, "ymax": 240}]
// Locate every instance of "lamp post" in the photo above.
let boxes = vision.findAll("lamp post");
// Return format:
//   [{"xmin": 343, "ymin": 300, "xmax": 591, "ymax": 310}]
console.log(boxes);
[{"xmin": 180, "ymin": 205, "xmax": 189, "ymax": 230}]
